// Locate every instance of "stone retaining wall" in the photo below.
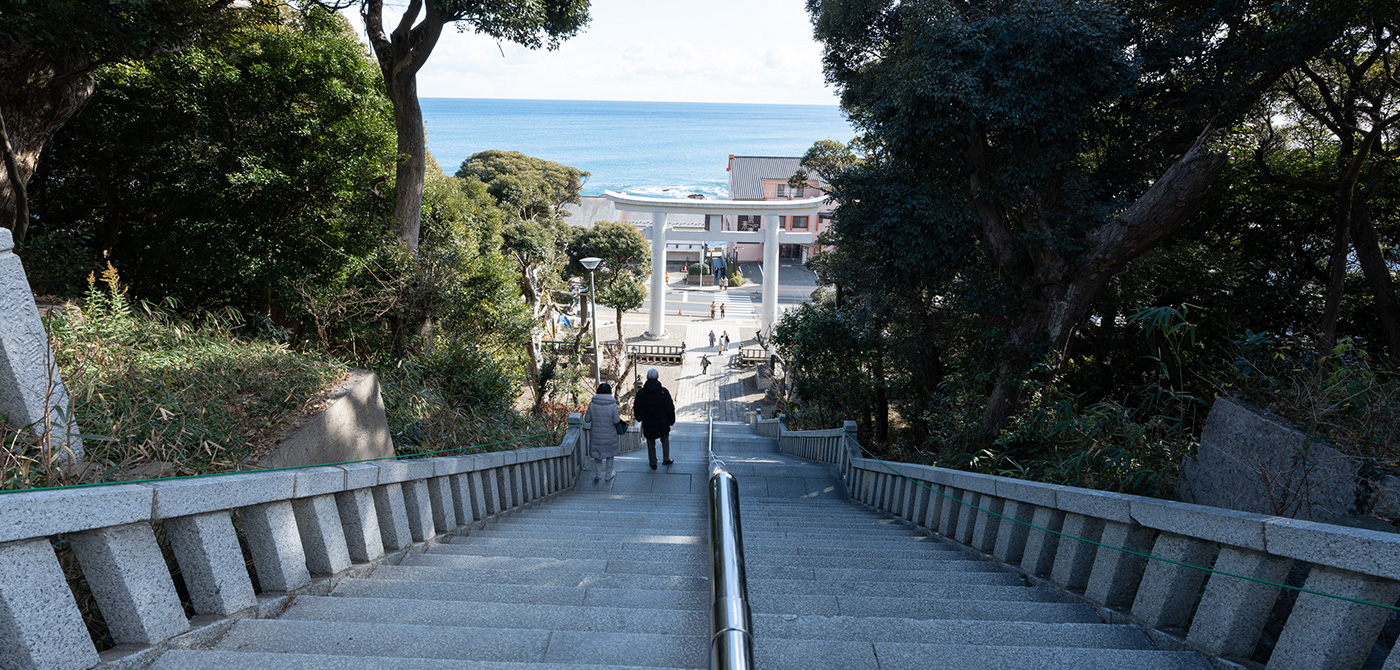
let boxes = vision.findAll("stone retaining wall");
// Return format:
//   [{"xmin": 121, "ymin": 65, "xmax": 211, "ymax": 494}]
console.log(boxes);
[
  {"xmin": 257, "ymin": 369, "xmax": 394, "ymax": 469},
  {"xmin": 0, "ymin": 415, "xmax": 589, "ymax": 670},
  {"xmin": 780, "ymin": 422, "xmax": 1400, "ymax": 670}
]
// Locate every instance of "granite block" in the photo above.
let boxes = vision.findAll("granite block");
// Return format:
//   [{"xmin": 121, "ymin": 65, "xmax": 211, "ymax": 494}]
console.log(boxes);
[
  {"xmin": 291, "ymin": 467, "xmax": 346, "ymax": 499},
  {"xmin": 1130, "ymin": 497, "xmax": 1269, "ymax": 551},
  {"xmin": 0, "ymin": 484, "xmax": 152, "ymax": 543},
  {"xmin": 150, "ymin": 472, "xmax": 296, "ymax": 519}
]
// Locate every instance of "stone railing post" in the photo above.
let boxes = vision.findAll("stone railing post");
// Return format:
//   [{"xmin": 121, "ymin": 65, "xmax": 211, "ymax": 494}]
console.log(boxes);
[{"xmin": 0, "ymin": 228, "xmax": 83, "ymax": 466}]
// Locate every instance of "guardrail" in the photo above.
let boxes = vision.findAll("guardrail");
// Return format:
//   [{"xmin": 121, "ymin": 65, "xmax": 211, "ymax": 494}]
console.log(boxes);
[
  {"xmin": 0, "ymin": 415, "xmax": 589, "ymax": 669},
  {"xmin": 706, "ymin": 408, "xmax": 753, "ymax": 670},
  {"xmin": 779, "ymin": 420, "xmax": 1400, "ymax": 670},
  {"xmin": 628, "ymin": 344, "xmax": 686, "ymax": 364}
]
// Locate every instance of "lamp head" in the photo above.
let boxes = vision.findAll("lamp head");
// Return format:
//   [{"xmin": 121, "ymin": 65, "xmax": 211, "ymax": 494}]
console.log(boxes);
[{"xmin": 580, "ymin": 256, "xmax": 602, "ymax": 271}]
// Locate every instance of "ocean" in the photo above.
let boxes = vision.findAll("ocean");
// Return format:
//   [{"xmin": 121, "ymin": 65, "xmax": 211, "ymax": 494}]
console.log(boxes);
[{"xmin": 420, "ymin": 98, "xmax": 855, "ymax": 199}]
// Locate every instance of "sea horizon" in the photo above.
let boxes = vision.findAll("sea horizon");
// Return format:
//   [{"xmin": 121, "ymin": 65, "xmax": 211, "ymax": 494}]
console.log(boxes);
[{"xmin": 420, "ymin": 97, "xmax": 855, "ymax": 199}]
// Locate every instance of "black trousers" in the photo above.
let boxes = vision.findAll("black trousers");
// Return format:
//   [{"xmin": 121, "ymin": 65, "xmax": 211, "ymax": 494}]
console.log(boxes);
[{"xmin": 646, "ymin": 434, "xmax": 671, "ymax": 465}]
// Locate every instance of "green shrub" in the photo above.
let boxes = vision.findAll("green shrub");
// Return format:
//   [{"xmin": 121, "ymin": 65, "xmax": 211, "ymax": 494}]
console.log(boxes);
[
  {"xmin": 687, "ymin": 263, "xmax": 711, "ymax": 275},
  {"xmin": 13, "ymin": 264, "xmax": 348, "ymax": 490},
  {"xmin": 728, "ymin": 268, "xmax": 746, "ymax": 287}
]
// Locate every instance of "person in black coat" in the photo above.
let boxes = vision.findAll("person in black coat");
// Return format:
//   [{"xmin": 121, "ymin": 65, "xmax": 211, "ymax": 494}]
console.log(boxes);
[{"xmin": 633, "ymin": 368, "xmax": 676, "ymax": 469}]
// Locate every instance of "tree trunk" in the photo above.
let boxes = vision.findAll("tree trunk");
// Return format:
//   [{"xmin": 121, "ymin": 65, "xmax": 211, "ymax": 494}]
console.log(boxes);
[
  {"xmin": 1349, "ymin": 199, "xmax": 1400, "ymax": 357},
  {"xmin": 385, "ymin": 72, "xmax": 425, "ymax": 250},
  {"xmin": 0, "ymin": 53, "xmax": 95, "ymax": 241},
  {"xmin": 1319, "ymin": 194, "xmax": 1353, "ymax": 350},
  {"xmin": 970, "ymin": 131, "xmax": 1226, "ymax": 449},
  {"xmin": 615, "ymin": 305, "xmax": 625, "ymax": 345},
  {"xmin": 0, "ymin": 108, "xmax": 30, "ymax": 242}
]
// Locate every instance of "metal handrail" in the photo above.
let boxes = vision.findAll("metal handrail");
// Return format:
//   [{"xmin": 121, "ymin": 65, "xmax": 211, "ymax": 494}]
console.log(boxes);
[{"xmin": 707, "ymin": 405, "xmax": 754, "ymax": 670}]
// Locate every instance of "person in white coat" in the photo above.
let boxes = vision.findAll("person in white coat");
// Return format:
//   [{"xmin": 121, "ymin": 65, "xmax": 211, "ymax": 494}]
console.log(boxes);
[{"xmin": 584, "ymin": 382, "xmax": 623, "ymax": 481}]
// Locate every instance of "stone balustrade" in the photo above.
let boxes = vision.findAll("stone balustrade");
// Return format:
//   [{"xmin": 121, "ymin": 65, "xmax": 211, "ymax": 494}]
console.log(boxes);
[
  {"xmin": 0, "ymin": 415, "xmax": 588, "ymax": 670},
  {"xmin": 779, "ymin": 421, "xmax": 1400, "ymax": 670}
]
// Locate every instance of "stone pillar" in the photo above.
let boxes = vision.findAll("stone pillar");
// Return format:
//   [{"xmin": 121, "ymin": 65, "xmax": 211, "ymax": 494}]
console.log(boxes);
[
  {"xmin": 291, "ymin": 495, "xmax": 352, "ymax": 576},
  {"xmin": 955, "ymin": 492, "xmax": 980, "ymax": 545},
  {"xmin": 970, "ymin": 495, "xmax": 1003, "ymax": 553},
  {"xmin": 372, "ymin": 484, "xmax": 413, "ymax": 551},
  {"xmin": 466, "ymin": 470, "xmax": 490, "ymax": 519},
  {"xmin": 401, "ymin": 479, "xmax": 435, "ymax": 543},
  {"xmin": 761, "ymin": 214, "xmax": 781, "ymax": 336},
  {"xmin": 1267, "ymin": 566, "xmax": 1400, "ymax": 670},
  {"xmin": 165, "ymin": 511, "xmax": 256, "ymax": 615},
  {"xmin": 938, "ymin": 488, "xmax": 963, "ymax": 539},
  {"xmin": 1051, "ymin": 513, "xmax": 1103, "ymax": 591},
  {"xmin": 1131, "ymin": 532, "xmax": 1215, "ymax": 630},
  {"xmin": 0, "ymin": 228, "xmax": 83, "ymax": 465},
  {"xmin": 992, "ymin": 500, "xmax": 1035, "ymax": 564},
  {"xmin": 240, "ymin": 501, "xmax": 311, "ymax": 592},
  {"xmin": 1020, "ymin": 506, "xmax": 1065, "ymax": 577},
  {"xmin": 1083, "ymin": 520, "xmax": 1154, "ymax": 608},
  {"xmin": 647, "ymin": 211, "xmax": 667, "ymax": 339},
  {"xmin": 1187, "ymin": 546, "xmax": 1289, "ymax": 657},
  {"xmin": 334, "ymin": 488, "xmax": 383, "ymax": 563},
  {"xmin": 70, "ymin": 522, "xmax": 188, "ymax": 645},
  {"xmin": 426, "ymin": 476, "xmax": 457, "ymax": 534},
  {"xmin": 0, "ymin": 538, "xmax": 98, "ymax": 670}
]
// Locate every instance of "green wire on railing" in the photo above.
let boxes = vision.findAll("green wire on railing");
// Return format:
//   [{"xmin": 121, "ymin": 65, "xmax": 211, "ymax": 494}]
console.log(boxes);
[
  {"xmin": 1, "ymin": 427, "xmax": 570, "ymax": 496},
  {"xmin": 783, "ymin": 431, "xmax": 1400, "ymax": 613}
]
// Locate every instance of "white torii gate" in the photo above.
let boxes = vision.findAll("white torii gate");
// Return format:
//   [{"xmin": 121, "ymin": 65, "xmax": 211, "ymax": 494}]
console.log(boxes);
[{"xmin": 603, "ymin": 191, "xmax": 826, "ymax": 340}]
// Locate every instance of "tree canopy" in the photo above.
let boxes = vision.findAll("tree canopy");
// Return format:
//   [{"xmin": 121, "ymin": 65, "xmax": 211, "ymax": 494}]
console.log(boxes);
[
  {"xmin": 802, "ymin": 0, "xmax": 1364, "ymax": 448},
  {"xmin": 327, "ymin": 0, "xmax": 590, "ymax": 250}
]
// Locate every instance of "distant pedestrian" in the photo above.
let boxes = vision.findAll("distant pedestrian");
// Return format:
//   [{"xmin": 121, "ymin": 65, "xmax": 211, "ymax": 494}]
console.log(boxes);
[
  {"xmin": 722, "ymin": 331, "xmax": 730, "ymax": 349},
  {"xmin": 718, "ymin": 339, "xmax": 725, "ymax": 355},
  {"xmin": 709, "ymin": 301, "xmax": 716, "ymax": 319},
  {"xmin": 633, "ymin": 369, "xmax": 676, "ymax": 469},
  {"xmin": 584, "ymin": 382, "xmax": 622, "ymax": 482},
  {"xmin": 701, "ymin": 355, "xmax": 711, "ymax": 374},
  {"xmin": 720, "ymin": 303, "xmax": 726, "ymax": 319},
  {"xmin": 709, "ymin": 330, "xmax": 716, "ymax": 348}
]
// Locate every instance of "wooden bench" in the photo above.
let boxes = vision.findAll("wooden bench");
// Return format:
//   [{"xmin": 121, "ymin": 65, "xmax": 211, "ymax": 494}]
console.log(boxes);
[
  {"xmin": 737, "ymin": 347, "xmax": 767, "ymax": 367},
  {"xmin": 628, "ymin": 344, "xmax": 686, "ymax": 365}
]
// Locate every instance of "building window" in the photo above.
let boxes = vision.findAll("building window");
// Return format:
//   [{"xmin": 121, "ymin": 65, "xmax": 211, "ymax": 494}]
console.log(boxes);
[
  {"xmin": 791, "ymin": 215, "xmax": 809, "ymax": 230},
  {"xmin": 737, "ymin": 215, "xmax": 760, "ymax": 232}
]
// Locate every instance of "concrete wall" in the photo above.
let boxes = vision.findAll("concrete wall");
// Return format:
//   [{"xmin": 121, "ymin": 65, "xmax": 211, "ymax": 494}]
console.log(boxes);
[
  {"xmin": 1180, "ymin": 397, "xmax": 1400, "ymax": 526},
  {"xmin": 0, "ymin": 228, "xmax": 82, "ymax": 465},
  {"xmin": 781, "ymin": 421, "xmax": 1400, "ymax": 670},
  {"xmin": 258, "ymin": 370, "xmax": 394, "ymax": 469}
]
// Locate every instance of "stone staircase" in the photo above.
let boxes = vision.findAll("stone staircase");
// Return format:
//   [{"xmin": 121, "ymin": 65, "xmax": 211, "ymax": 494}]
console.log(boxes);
[
  {"xmin": 711, "ymin": 423, "xmax": 1211, "ymax": 670},
  {"xmin": 146, "ymin": 422, "xmax": 1207, "ymax": 669}
]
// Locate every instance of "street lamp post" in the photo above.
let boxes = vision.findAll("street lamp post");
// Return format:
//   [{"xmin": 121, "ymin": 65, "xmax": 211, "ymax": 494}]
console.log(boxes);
[{"xmin": 580, "ymin": 257, "xmax": 603, "ymax": 388}]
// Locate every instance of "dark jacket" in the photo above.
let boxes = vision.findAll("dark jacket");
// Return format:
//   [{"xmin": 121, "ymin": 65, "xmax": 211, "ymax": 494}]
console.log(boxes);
[{"xmin": 633, "ymin": 379, "xmax": 676, "ymax": 439}]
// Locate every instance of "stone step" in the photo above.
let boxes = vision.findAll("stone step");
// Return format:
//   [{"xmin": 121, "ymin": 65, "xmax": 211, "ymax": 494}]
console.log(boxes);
[
  {"xmin": 425, "ymin": 545, "xmax": 968, "ymax": 570},
  {"xmin": 831, "ymin": 596, "xmax": 1096, "ymax": 622},
  {"xmin": 753, "ymin": 639, "xmax": 1211, "ymax": 670},
  {"xmin": 751, "ymin": 615, "xmax": 1154, "ymax": 649},
  {"xmin": 213, "ymin": 619, "xmax": 707, "ymax": 668},
  {"xmin": 150, "ymin": 650, "xmax": 668, "ymax": 670},
  {"xmin": 332, "ymin": 579, "xmax": 707, "ymax": 612},
  {"xmin": 398, "ymin": 553, "xmax": 1000, "ymax": 580},
  {"xmin": 747, "ymin": 573, "xmax": 1026, "ymax": 597},
  {"xmin": 741, "ymin": 538, "xmax": 957, "ymax": 556},
  {"xmin": 463, "ymin": 526, "xmax": 919, "ymax": 542},
  {"xmin": 282, "ymin": 596, "xmax": 705, "ymax": 636},
  {"xmin": 461, "ymin": 528, "xmax": 708, "ymax": 543},
  {"xmin": 368, "ymin": 564, "xmax": 708, "ymax": 591},
  {"xmin": 443, "ymin": 535, "xmax": 705, "ymax": 552}
]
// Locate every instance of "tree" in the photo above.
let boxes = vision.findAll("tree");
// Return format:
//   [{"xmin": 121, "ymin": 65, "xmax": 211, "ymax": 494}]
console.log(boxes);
[
  {"xmin": 806, "ymin": 0, "xmax": 1361, "ymax": 448},
  {"xmin": 327, "ymin": 0, "xmax": 589, "ymax": 250},
  {"xmin": 1255, "ymin": 12, "xmax": 1400, "ymax": 357},
  {"xmin": 33, "ymin": 4, "xmax": 396, "ymax": 312},
  {"xmin": 571, "ymin": 220, "xmax": 650, "ymax": 344},
  {"xmin": 0, "ymin": 0, "xmax": 267, "ymax": 242},
  {"xmin": 457, "ymin": 150, "xmax": 589, "ymax": 223}
]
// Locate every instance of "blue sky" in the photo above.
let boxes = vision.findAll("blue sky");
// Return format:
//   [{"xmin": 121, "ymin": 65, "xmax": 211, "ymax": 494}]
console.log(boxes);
[{"xmin": 344, "ymin": 0, "xmax": 839, "ymax": 106}]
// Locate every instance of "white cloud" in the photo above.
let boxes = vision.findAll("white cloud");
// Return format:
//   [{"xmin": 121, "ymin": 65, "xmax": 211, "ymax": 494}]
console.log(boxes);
[{"xmin": 344, "ymin": 0, "xmax": 839, "ymax": 105}]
